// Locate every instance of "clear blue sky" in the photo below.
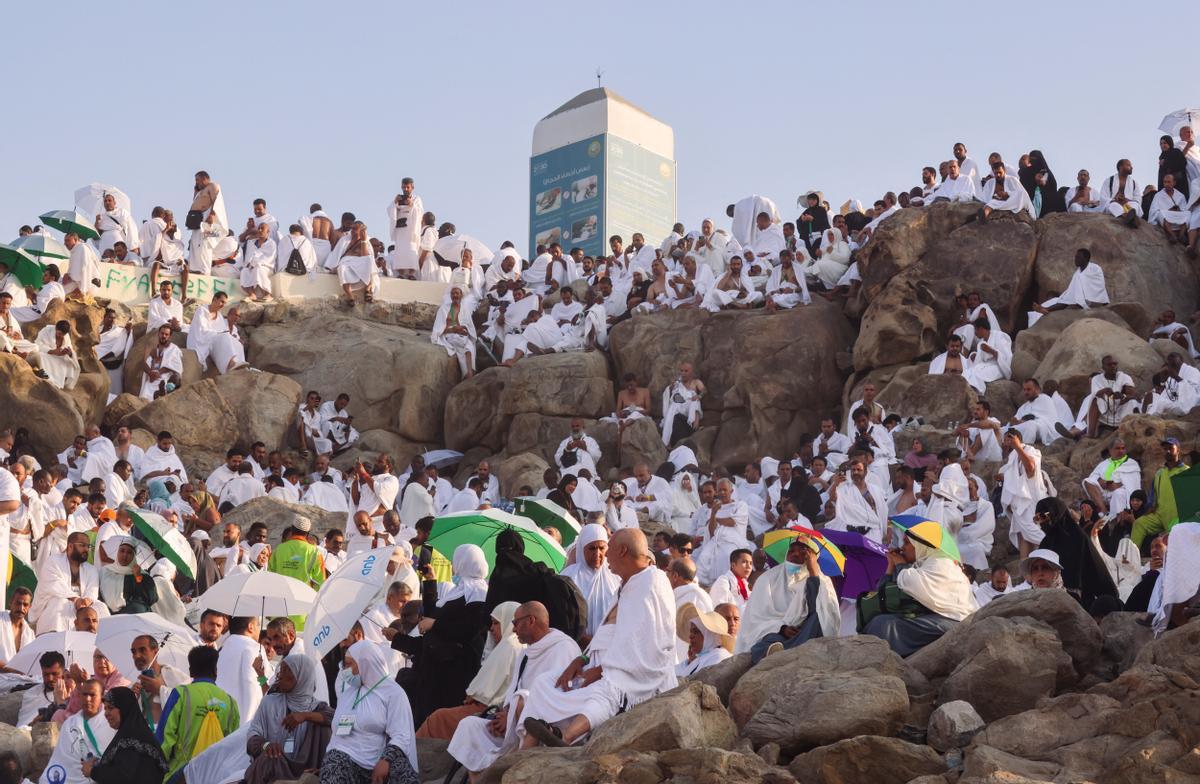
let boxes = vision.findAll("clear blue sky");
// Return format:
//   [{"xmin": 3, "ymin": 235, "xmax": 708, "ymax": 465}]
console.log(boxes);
[{"xmin": 1, "ymin": 1, "xmax": 1187, "ymax": 252}]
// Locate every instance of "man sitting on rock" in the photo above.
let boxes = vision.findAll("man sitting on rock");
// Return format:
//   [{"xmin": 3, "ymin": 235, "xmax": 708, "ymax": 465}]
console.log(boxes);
[
  {"xmin": 1065, "ymin": 169, "xmax": 1104, "ymax": 213},
  {"xmin": 661, "ymin": 362, "xmax": 705, "ymax": 447},
  {"xmin": 1028, "ymin": 248, "xmax": 1108, "ymax": 327},
  {"xmin": 1057, "ymin": 355, "xmax": 1140, "ymax": 440},
  {"xmin": 1149, "ymin": 309, "xmax": 1199, "ymax": 359},
  {"xmin": 1132, "ymin": 437, "xmax": 1190, "ymax": 551},
  {"xmin": 520, "ymin": 529, "xmax": 676, "ymax": 748},
  {"xmin": 1099, "ymin": 158, "xmax": 1142, "ymax": 226},
  {"xmin": 1007, "ymin": 378, "xmax": 1061, "ymax": 445},
  {"xmin": 973, "ymin": 565, "xmax": 1012, "ymax": 607},
  {"xmin": 929, "ymin": 334, "xmax": 972, "ymax": 379},
  {"xmin": 1149, "ymin": 173, "xmax": 1191, "ymax": 245},
  {"xmin": 962, "ymin": 318, "xmax": 1012, "ymax": 393},
  {"xmin": 1082, "ymin": 437, "xmax": 1141, "ymax": 516}
]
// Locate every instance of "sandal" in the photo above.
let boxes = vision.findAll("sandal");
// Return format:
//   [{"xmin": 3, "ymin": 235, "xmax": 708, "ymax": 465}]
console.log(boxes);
[
  {"xmin": 523, "ymin": 717, "xmax": 566, "ymax": 747},
  {"xmin": 364, "ymin": 291, "xmax": 374, "ymax": 303}
]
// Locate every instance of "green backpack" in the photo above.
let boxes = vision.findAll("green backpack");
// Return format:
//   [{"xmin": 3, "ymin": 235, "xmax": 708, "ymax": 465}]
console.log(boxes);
[{"xmin": 855, "ymin": 579, "xmax": 931, "ymax": 633}]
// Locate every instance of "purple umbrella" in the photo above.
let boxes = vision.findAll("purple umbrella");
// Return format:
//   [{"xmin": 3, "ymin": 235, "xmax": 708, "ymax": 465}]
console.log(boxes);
[{"xmin": 818, "ymin": 529, "xmax": 890, "ymax": 600}]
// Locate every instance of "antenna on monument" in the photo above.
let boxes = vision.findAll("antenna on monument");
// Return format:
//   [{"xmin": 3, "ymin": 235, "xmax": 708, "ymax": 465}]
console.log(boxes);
[{"xmin": 596, "ymin": 68, "xmax": 604, "ymax": 88}]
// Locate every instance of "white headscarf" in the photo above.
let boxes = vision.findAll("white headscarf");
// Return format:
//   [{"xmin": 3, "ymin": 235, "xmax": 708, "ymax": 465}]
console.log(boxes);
[
  {"xmin": 328, "ymin": 640, "xmax": 417, "ymax": 773},
  {"xmin": 467, "ymin": 601, "xmax": 524, "ymax": 706},
  {"xmin": 896, "ymin": 537, "xmax": 978, "ymax": 621},
  {"xmin": 438, "ymin": 544, "xmax": 489, "ymax": 606},
  {"xmin": 560, "ymin": 524, "xmax": 622, "ymax": 638}
]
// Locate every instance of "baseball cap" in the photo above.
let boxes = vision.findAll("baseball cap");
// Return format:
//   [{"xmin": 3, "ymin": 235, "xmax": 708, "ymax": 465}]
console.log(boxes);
[{"xmin": 1163, "ymin": 437, "xmax": 1181, "ymax": 447}]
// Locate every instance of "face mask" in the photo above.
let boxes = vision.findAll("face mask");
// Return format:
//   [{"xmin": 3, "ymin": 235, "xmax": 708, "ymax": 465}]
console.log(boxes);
[
  {"xmin": 452, "ymin": 575, "xmax": 462, "ymax": 586},
  {"xmin": 784, "ymin": 562, "xmax": 804, "ymax": 577}
]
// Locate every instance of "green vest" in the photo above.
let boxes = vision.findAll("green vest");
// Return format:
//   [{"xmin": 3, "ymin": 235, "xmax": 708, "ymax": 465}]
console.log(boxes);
[
  {"xmin": 160, "ymin": 680, "xmax": 240, "ymax": 781},
  {"xmin": 268, "ymin": 537, "xmax": 325, "ymax": 630}
]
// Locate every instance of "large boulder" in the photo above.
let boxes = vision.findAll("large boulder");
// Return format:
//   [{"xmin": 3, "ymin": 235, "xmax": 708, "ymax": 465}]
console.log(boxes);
[
  {"xmin": 494, "ymin": 451, "xmax": 549, "ymax": 498},
  {"xmin": 498, "ymin": 352, "xmax": 612, "ymax": 419},
  {"xmin": 878, "ymin": 371, "xmax": 977, "ymax": 428},
  {"xmin": 0, "ymin": 353, "xmax": 87, "ymax": 465},
  {"xmin": 1032, "ymin": 318, "xmax": 1163, "ymax": 408},
  {"xmin": 857, "ymin": 201, "xmax": 981, "ymax": 302},
  {"xmin": 220, "ymin": 495, "xmax": 346, "ymax": 543},
  {"xmin": 102, "ymin": 392, "xmax": 146, "ymax": 433},
  {"xmin": 119, "ymin": 370, "xmax": 303, "ymax": 479},
  {"xmin": 854, "ymin": 215, "xmax": 1039, "ymax": 371},
  {"xmin": 611, "ymin": 304, "xmax": 856, "ymax": 466},
  {"xmin": 584, "ymin": 681, "xmax": 737, "ymax": 757},
  {"xmin": 684, "ymin": 652, "xmax": 753, "ymax": 706},
  {"xmin": 927, "ymin": 700, "xmax": 986, "ymax": 752},
  {"xmin": 935, "ymin": 616, "xmax": 1071, "ymax": 721},
  {"xmin": 788, "ymin": 736, "xmax": 945, "ymax": 784},
  {"xmin": 1010, "ymin": 308, "xmax": 1132, "ymax": 382},
  {"xmin": 1033, "ymin": 212, "xmax": 1200, "ymax": 327},
  {"xmin": 247, "ymin": 314, "xmax": 457, "ymax": 443},
  {"xmin": 443, "ymin": 367, "xmax": 508, "ymax": 452},
  {"xmin": 729, "ymin": 636, "xmax": 920, "ymax": 755},
  {"xmin": 0, "ymin": 724, "xmax": 31, "ymax": 773}
]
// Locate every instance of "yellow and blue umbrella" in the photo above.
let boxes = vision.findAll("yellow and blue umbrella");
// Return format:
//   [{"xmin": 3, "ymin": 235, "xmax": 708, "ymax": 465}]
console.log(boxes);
[
  {"xmin": 890, "ymin": 515, "xmax": 961, "ymax": 561},
  {"xmin": 762, "ymin": 526, "xmax": 846, "ymax": 577}
]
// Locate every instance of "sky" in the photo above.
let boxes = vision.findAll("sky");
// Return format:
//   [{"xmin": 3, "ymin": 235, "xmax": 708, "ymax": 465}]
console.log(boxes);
[{"xmin": 0, "ymin": 1, "xmax": 1190, "ymax": 255}]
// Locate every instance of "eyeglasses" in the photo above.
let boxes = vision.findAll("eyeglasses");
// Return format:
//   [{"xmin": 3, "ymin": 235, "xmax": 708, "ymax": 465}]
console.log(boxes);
[
  {"xmin": 512, "ymin": 615, "xmax": 531, "ymax": 625},
  {"xmin": 680, "ymin": 547, "xmax": 693, "ymax": 554}
]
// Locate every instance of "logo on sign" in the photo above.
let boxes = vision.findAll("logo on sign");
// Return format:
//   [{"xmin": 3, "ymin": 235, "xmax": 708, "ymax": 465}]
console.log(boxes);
[
  {"xmin": 312, "ymin": 624, "xmax": 332, "ymax": 647},
  {"xmin": 361, "ymin": 554, "xmax": 376, "ymax": 575}
]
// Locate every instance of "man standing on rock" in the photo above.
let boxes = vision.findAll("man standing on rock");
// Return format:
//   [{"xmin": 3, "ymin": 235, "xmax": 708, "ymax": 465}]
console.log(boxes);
[
  {"xmin": 350, "ymin": 453, "xmax": 400, "ymax": 533},
  {"xmin": 520, "ymin": 529, "xmax": 676, "ymax": 748},
  {"xmin": 998, "ymin": 428, "xmax": 1048, "ymax": 559}
]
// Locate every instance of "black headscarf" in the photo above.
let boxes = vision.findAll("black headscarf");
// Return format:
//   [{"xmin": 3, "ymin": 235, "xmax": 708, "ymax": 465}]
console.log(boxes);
[
  {"xmin": 1158, "ymin": 135, "xmax": 1191, "ymax": 198},
  {"xmin": 91, "ymin": 686, "xmax": 168, "ymax": 782},
  {"xmin": 1034, "ymin": 497, "xmax": 1118, "ymax": 609},
  {"xmin": 1020, "ymin": 150, "xmax": 1063, "ymax": 214},
  {"xmin": 485, "ymin": 528, "xmax": 583, "ymax": 640}
]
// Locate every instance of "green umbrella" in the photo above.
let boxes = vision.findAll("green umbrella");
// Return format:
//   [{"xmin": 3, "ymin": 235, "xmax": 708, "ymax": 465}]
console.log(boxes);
[
  {"xmin": 512, "ymin": 497, "xmax": 582, "ymax": 546},
  {"xmin": 6, "ymin": 553, "xmax": 37, "ymax": 605},
  {"xmin": 12, "ymin": 233, "xmax": 69, "ymax": 260},
  {"xmin": 429, "ymin": 509, "xmax": 567, "ymax": 573},
  {"xmin": 0, "ymin": 244, "xmax": 44, "ymax": 289},
  {"xmin": 129, "ymin": 509, "xmax": 197, "ymax": 580},
  {"xmin": 39, "ymin": 209, "xmax": 100, "ymax": 240},
  {"xmin": 1169, "ymin": 463, "xmax": 1200, "ymax": 524}
]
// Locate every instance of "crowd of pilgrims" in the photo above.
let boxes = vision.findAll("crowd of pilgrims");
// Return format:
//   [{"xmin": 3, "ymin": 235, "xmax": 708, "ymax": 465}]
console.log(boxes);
[{"xmin": 1, "ymin": 131, "xmax": 1200, "ymax": 782}]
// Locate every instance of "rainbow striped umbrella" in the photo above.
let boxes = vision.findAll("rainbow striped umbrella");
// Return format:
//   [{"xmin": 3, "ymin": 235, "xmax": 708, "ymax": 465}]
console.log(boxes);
[
  {"xmin": 889, "ymin": 515, "xmax": 961, "ymax": 561},
  {"xmin": 762, "ymin": 526, "xmax": 846, "ymax": 577}
]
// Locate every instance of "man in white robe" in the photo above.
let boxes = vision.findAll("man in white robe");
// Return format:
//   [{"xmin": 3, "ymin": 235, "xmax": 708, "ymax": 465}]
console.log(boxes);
[
  {"xmin": 501, "ymin": 303, "xmax": 561, "ymax": 365},
  {"xmin": 979, "ymin": 164, "xmax": 1036, "ymax": 219},
  {"xmin": 667, "ymin": 559, "xmax": 715, "ymax": 661},
  {"xmin": 746, "ymin": 212, "xmax": 786, "ymax": 266},
  {"xmin": 733, "ymin": 544, "xmax": 815, "ymax": 655},
  {"xmin": 94, "ymin": 192, "xmax": 139, "ymax": 255},
  {"xmin": 1083, "ymin": 438, "xmax": 1141, "ymax": 516},
  {"xmin": 728, "ymin": 196, "xmax": 780, "ymax": 248},
  {"xmin": 78, "ymin": 426, "xmax": 117, "ymax": 484},
  {"xmin": 95, "ymin": 307, "xmax": 133, "ymax": 376},
  {"xmin": 34, "ymin": 320, "xmax": 80, "ymax": 389},
  {"xmin": 764, "ymin": 251, "xmax": 810, "ymax": 311},
  {"xmin": 448, "ymin": 601, "xmax": 580, "ymax": 774},
  {"xmin": 664, "ymin": 255, "xmax": 714, "ymax": 309},
  {"xmin": 555, "ymin": 419, "xmax": 601, "ymax": 479},
  {"xmin": 661, "ymin": 363, "xmax": 705, "ymax": 447},
  {"xmin": 276, "ymin": 224, "xmax": 319, "ymax": 275},
  {"xmin": 137, "ymin": 431, "xmax": 188, "ymax": 484},
  {"xmin": 147, "ymin": 281, "xmax": 185, "ymax": 333},
  {"xmin": 1058, "ymin": 356, "xmax": 1139, "ymax": 440},
  {"xmin": 138, "ymin": 325, "xmax": 184, "ymax": 401},
  {"xmin": 29, "ymin": 534, "xmax": 104, "ymax": 633},
  {"xmin": 1027, "ymin": 247, "xmax": 1108, "ymax": 324},
  {"xmin": 956, "ymin": 400, "xmax": 1004, "ymax": 463},
  {"xmin": 431, "ymin": 285, "xmax": 477, "ymax": 378},
  {"xmin": 803, "ymin": 227, "xmax": 851, "ymax": 289},
  {"xmin": 319, "ymin": 394, "xmax": 360, "ymax": 453},
  {"xmin": 386, "ymin": 179, "xmax": 424, "ymax": 275},
  {"xmin": 963, "ymin": 319, "xmax": 1012, "ymax": 392},
  {"xmin": 1008, "ymin": 378, "xmax": 1061, "ymax": 445},
  {"xmin": 826, "ymin": 456, "xmax": 888, "ymax": 543},
  {"xmin": 999, "ymin": 429, "xmax": 1048, "ymax": 557},
  {"xmin": 692, "ymin": 480, "xmax": 750, "ymax": 586},
  {"xmin": 520, "ymin": 530, "xmax": 675, "ymax": 748},
  {"xmin": 690, "ymin": 220, "xmax": 729, "ymax": 277},
  {"xmin": 349, "ymin": 455, "xmax": 401, "ymax": 532},
  {"xmin": 186, "ymin": 291, "xmax": 231, "ymax": 369},
  {"xmin": 929, "ymin": 334, "xmax": 974, "ymax": 381},
  {"xmin": 44, "ymin": 679, "xmax": 116, "ymax": 784},
  {"xmin": 929, "ymin": 160, "xmax": 978, "ymax": 203},
  {"xmin": 328, "ymin": 222, "xmax": 380, "ymax": 300},
  {"xmin": 560, "ymin": 526, "xmax": 622, "ymax": 641},
  {"xmin": 703, "ymin": 256, "xmax": 763, "ymax": 311},
  {"xmin": 551, "ymin": 291, "xmax": 608, "ymax": 353},
  {"xmin": 1149, "ymin": 174, "xmax": 1191, "ymax": 244},
  {"xmin": 0, "ymin": 589, "xmax": 34, "ymax": 667},
  {"xmin": 623, "ymin": 463, "xmax": 673, "ymax": 524},
  {"xmin": 708, "ymin": 548, "xmax": 753, "ymax": 612},
  {"xmin": 63, "ymin": 233, "xmax": 101, "ymax": 298},
  {"xmin": 1149, "ymin": 309, "xmax": 1199, "ymax": 359},
  {"xmin": 1065, "ymin": 169, "xmax": 1104, "ymax": 213},
  {"xmin": 1098, "ymin": 159, "xmax": 1142, "ymax": 222},
  {"xmin": 216, "ymin": 615, "xmax": 273, "ymax": 721},
  {"xmin": 239, "ymin": 223, "xmax": 275, "ymax": 300}
]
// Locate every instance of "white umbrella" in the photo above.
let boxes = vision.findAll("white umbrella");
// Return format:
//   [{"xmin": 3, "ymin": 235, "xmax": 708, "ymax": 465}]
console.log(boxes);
[
  {"xmin": 303, "ymin": 549, "xmax": 394, "ymax": 658},
  {"xmin": 8, "ymin": 631, "xmax": 96, "ymax": 676},
  {"xmin": 1159, "ymin": 109, "xmax": 1200, "ymax": 136},
  {"xmin": 194, "ymin": 570, "xmax": 317, "ymax": 618},
  {"xmin": 421, "ymin": 448, "xmax": 464, "ymax": 470},
  {"xmin": 95, "ymin": 613, "xmax": 197, "ymax": 681},
  {"xmin": 74, "ymin": 182, "xmax": 132, "ymax": 221},
  {"xmin": 434, "ymin": 234, "xmax": 495, "ymax": 267}
]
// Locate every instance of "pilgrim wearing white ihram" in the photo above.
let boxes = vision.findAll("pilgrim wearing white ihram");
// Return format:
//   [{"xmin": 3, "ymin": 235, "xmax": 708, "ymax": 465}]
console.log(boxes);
[
  {"xmin": 520, "ymin": 559, "xmax": 676, "ymax": 742},
  {"xmin": 559, "ymin": 525, "xmax": 622, "ymax": 639}
]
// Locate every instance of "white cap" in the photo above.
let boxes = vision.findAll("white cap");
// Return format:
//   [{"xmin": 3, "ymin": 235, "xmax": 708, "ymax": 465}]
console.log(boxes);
[{"xmin": 1021, "ymin": 548, "xmax": 1062, "ymax": 574}]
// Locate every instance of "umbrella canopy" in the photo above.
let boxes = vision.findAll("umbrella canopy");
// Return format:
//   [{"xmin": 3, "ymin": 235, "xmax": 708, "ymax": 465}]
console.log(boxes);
[
  {"xmin": 429, "ymin": 509, "xmax": 567, "ymax": 573},
  {"xmin": 12, "ymin": 233, "xmax": 69, "ymax": 260},
  {"xmin": 8, "ymin": 631, "xmax": 95, "ymax": 676},
  {"xmin": 303, "ymin": 549, "xmax": 395, "ymax": 658},
  {"xmin": 512, "ymin": 497, "xmax": 581, "ymax": 546},
  {"xmin": 1159, "ymin": 109, "xmax": 1200, "ymax": 136},
  {"xmin": 95, "ymin": 613, "xmax": 197, "ymax": 681},
  {"xmin": 74, "ymin": 182, "xmax": 132, "ymax": 220},
  {"xmin": 194, "ymin": 570, "xmax": 317, "ymax": 618},
  {"xmin": 818, "ymin": 529, "xmax": 890, "ymax": 600},
  {"xmin": 0, "ymin": 244, "xmax": 44, "ymax": 289},
  {"xmin": 38, "ymin": 209, "xmax": 99, "ymax": 241},
  {"xmin": 129, "ymin": 509, "xmax": 197, "ymax": 579},
  {"xmin": 5, "ymin": 553, "xmax": 37, "ymax": 605},
  {"xmin": 890, "ymin": 516, "xmax": 961, "ymax": 562},
  {"xmin": 433, "ymin": 234, "xmax": 495, "ymax": 268},
  {"xmin": 421, "ymin": 448, "xmax": 464, "ymax": 470},
  {"xmin": 762, "ymin": 526, "xmax": 845, "ymax": 578}
]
